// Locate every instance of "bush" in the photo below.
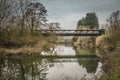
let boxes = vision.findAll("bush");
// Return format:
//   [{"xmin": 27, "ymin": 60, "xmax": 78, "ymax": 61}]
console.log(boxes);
[
  {"xmin": 96, "ymin": 35, "xmax": 116, "ymax": 50},
  {"xmin": 96, "ymin": 10, "xmax": 120, "ymax": 50}
]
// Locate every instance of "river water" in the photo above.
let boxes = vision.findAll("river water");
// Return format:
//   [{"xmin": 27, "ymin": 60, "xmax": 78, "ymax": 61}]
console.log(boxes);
[{"xmin": 0, "ymin": 45, "xmax": 103, "ymax": 80}]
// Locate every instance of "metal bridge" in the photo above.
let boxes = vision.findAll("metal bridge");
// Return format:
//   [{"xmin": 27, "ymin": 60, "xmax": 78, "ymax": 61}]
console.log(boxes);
[{"xmin": 40, "ymin": 29, "xmax": 105, "ymax": 36}]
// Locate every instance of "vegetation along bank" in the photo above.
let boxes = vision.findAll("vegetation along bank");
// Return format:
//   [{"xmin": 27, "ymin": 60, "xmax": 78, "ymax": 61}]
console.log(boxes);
[
  {"xmin": 0, "ymin": 0, "xmax": 58, "ymax": 54},
  {"xmin": 72, "ymin": 10, "xmax": 120, "ymax": 80}
]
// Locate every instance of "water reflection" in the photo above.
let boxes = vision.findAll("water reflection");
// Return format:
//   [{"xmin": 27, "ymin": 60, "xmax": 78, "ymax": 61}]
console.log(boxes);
[
  {"xmin": 0, "ymin": 45, "xmax": 102, "ymax": 80},
  {"xmin": 73, "ymin": 46, "xmax": 96, "ymax": 55},
  {"xmin": 0, "ymin": 54, "xmax": 48, "ymax": 80},
  {"xmin": 77, "ymin": 59, "xmax": 99, "ymax": 73},
  {"xmin": 73, "ymin": 46, "xmax": 99, "ymax": 73}
]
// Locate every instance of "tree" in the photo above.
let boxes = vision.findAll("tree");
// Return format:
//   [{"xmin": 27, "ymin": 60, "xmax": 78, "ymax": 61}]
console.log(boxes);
[
  {"xmin": 77, "ymin": 12, "xmax": 99, "ymax": 29},
  {"xmin": 106, "ymin": 10, "xmax": 120, "ymax": 47},
  {"xmin": 0, "ymin": 0, "xmax": 48, "ymax": 47},
  {"xmin": 85, "ymin": 13, "xmax": 99, "ymax": 29},
  {"xmin": 10, "ymin": 0, "xmax": 48, "ymax": 35},
  {"xmin": 0, "ymin": 0, "xmax": 15, "ymax": 45},
  {"xmin": 25, "ymin": 1, "xmax": 47, "ymax": 35},
  {"xmin": 0, "ymin": 0, "xmax": 14, "ymax": 29},
  {"xmin": 107, "ymin": 10, "xmax": 120, "ymax": 30},
  {"xmin": 77, "ymin": 17, "xmax": 86, "ymax": 27},
  {"xmin": 48, "ymin": 22, "xmax": 60, "ymax": 30}
]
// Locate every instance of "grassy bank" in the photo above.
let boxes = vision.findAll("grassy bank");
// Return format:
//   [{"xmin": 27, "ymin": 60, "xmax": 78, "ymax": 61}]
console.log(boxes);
[
  {"xmin": 0, "ymin": 39, "xmax": 55, "ymax": 55},
  {"xmin": 0, "ymin": 35, "xmax": 56, "ymax": 55}
]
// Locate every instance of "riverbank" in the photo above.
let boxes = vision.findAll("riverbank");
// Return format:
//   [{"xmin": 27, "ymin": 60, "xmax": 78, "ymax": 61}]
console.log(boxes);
[
  {"xmin": 0, "ymin": 38, "xmax": 55, "ymax": 55},
  {"xmin": 99, "ymin": 49, "xmax": 120, "ymax": 80}
]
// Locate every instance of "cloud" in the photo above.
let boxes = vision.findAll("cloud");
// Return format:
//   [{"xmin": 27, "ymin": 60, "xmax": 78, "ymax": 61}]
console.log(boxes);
[
  {"xmin": 39, "ymin": 0, "xmax": 120, "ymax": 29},
  {"xmin": 47, "ymin": 13, "xmax": 86, "ymax": 29}
]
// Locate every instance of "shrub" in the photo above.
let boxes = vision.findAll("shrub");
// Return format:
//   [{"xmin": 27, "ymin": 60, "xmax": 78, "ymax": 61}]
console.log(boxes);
[{"xmin": 96, "ymin": 35, "xmax": 116, "ymax": 50}]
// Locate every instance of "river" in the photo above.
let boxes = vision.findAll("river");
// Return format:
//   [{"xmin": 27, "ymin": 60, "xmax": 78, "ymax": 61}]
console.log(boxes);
[{"xmin": 0, "ymin": 44, "xmax": 103, "ymax": 80}]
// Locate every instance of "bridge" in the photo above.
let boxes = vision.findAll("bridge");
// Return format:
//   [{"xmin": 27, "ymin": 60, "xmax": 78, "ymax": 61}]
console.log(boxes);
[{"xmin": 39, "ymin": 29, "xmax": 105, "ymax": 36}]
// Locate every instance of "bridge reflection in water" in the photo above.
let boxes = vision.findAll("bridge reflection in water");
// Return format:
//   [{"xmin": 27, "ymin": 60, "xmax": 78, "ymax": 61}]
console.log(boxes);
[{"xmin": 38, "ymin": 55, "xmax": 100, "ymax": 59}]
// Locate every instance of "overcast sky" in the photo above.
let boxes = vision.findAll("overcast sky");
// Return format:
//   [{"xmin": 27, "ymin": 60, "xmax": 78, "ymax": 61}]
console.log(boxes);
[{"xmin": 38, "ymin": 0, "xmax": 120, "ymax": 29}]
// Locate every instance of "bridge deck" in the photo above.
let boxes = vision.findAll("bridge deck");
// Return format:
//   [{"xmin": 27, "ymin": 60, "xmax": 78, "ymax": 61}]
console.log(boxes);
[{"xmin": 39, "ymin": 29, "xmax": 105, "ymax": 36}]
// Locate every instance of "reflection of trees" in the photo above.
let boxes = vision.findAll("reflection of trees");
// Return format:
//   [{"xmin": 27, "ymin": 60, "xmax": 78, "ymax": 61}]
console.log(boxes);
[
  {"xmin": 0, "ymin": 54, "xmax": 48, "ymax": 80},
  {"xmin": 77, "ymin": 59, "xmax": 98, "ymax": 73},
  {"xmin": 95, "ymin": 48, "xmax": 107, "ymax": 58},
  {"xmin": 73, "ymin": 46, "xmax": 99, "ymax": 73},
  {"xmin": 73, "ymin": 46, "xmax": 96, "ymax": 55}
]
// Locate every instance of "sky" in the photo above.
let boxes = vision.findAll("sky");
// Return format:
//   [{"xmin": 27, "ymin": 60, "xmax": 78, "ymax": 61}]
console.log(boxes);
[{"xmin": 38, "ymin": 0, "xmax": 120, "ymax": 29}]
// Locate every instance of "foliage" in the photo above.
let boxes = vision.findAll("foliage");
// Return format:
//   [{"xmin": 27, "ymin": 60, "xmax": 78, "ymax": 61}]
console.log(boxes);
[{"xmin": 77, "ymin": 12, "xmax": 99, "ymax": 29}]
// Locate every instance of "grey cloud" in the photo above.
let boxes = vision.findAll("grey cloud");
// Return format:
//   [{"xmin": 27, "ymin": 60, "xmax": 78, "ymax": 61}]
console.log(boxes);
[{"xmin": 39, "ymin": 0, "xmax": 120, "ymax": 29}]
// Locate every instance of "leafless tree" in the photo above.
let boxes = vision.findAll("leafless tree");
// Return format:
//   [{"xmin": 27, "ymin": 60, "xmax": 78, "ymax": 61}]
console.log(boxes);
[
  {"xmin": 107, "ymin": 10, "xmax": 120, "ymax": 47},
  {"xmin": 25, "ymin": 1, "xmax": 47, "ymax": 34},
  {"xmin": 0, "ymin": 0, "xmax": 14, "ymax": 29}
]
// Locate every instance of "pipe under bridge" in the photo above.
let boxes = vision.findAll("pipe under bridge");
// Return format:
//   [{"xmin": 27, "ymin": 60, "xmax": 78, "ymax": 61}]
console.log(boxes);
[{"xmin": 39, "ymin": 29, "xmax": 105, "ymax": 36}]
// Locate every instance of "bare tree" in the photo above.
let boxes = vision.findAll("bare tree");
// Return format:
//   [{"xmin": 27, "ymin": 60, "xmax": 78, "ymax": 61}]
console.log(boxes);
[
  {"xmin": 107, "ymin": 10, "xmax": 120, "ymax": 47},
  {"xmin": 0, "ymin": 0, "xmax": 14, "ymax": 29},
  {"xmin": 0, "ymin": 0, "xmax": 48, "ymax": 47},
  {"xmin": 48, "ymin": 22, "xmax": 60, "ymax": 30},
  {"xmin": 0, "ymin": 0, "xmax": 15, "ymax": 46},
  {"xmin": 25, "ymin": 1, "xmax": 47, "ymax": 35}
]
